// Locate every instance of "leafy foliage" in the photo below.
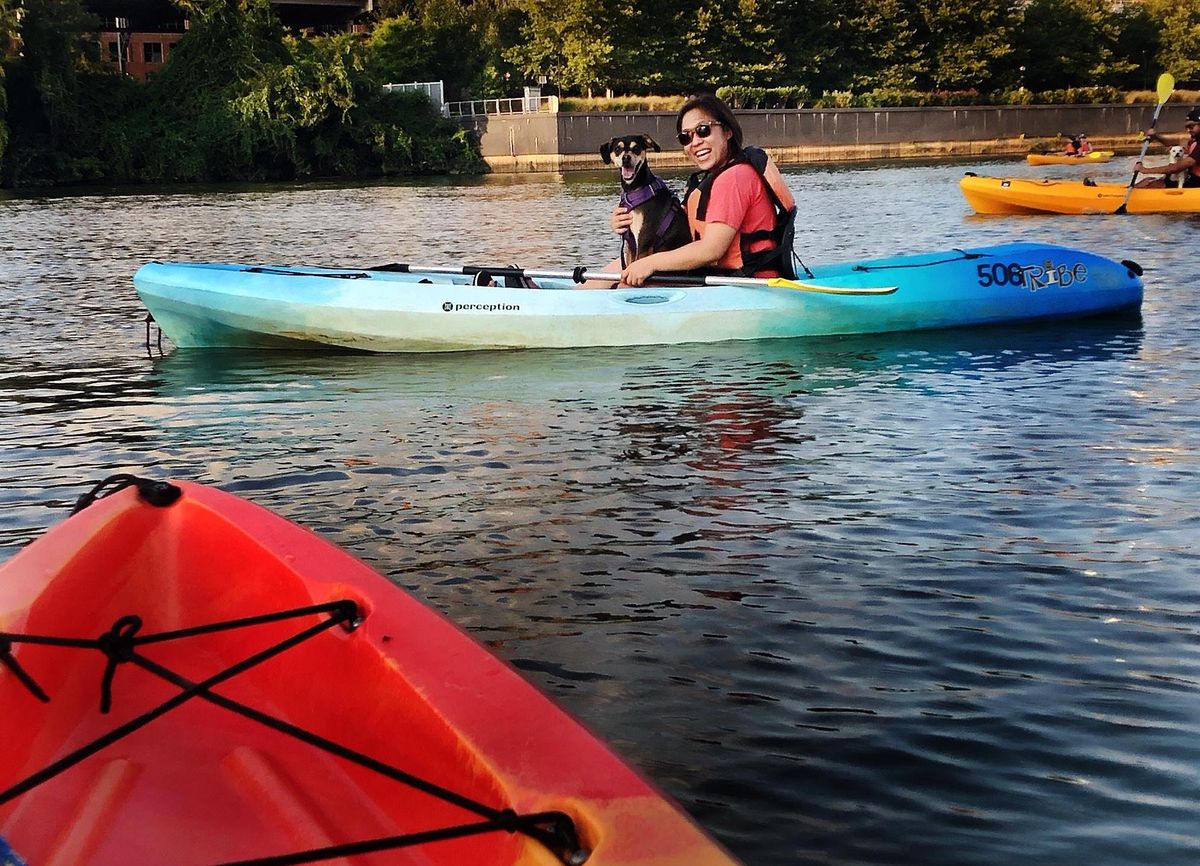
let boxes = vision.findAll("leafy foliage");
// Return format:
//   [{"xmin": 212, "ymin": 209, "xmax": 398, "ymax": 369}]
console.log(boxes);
[
  {"xmin": 0, "ymin": 0, "xmax": 483, "ymax": 186},
  {"xmin": 370, "ymin": 0, "xmax": 520, "ymax": 98},
  {"xmin": 716, "ymin": 86, "xmax": 811, "ymax": 109},
  {"xmin": 918, "ymin": 0, "xmax": 1019, "ymax": 90},
  {"xmin": 1012, "ymin": 0, "xmax": 1134, "ymax": 90},
  {"xmin": 2, "ymin": 0, "xmax": 1197, "ymax": 187},
  {"xmin": 557, "ymin": 95, "xmax": 686, "ymax": 112},
  {"xmin": 1143, "ymin": 0, "xmax": 1200, "ymax": 85},
  {"xmin": 505, "ymin": 0, "xmax": 613, "ymax": 94},
  {"xmin": 366, "ymin": 16, "xmax": 434, "ymax": 86},
  {"xmin": 489, "ymin": 0, "xmax": 1193, "ymax": 95},
  {"xmin": 0, "ymin": 0, "xmax": 14, "ymax": 163}
]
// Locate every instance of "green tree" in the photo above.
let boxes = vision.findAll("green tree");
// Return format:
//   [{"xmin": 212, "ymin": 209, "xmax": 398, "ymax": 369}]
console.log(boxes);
[
  {"xmin": 133, "ymin": 0, "xmax": 290, "ymax": 181},
  {"xmin": 917, "ymin": 0, "xmax": 1018, "ymax": 91},
  {"xmin": 1111, "ymin": 2, "xmax": 1162, "ymax": 90},
  {"xmin": 1, "ymin": 0, "xmax": 483, "ymax": 186},
  {"xmin": 506, "ymin": 0, "xmax": 613, "ymax": 94},
  {"xmin": 366, "ymin": 15, "xmax": 435, "ymax": 85},
  {"xmin": 628, "ymin": 1, "xmax": 694, "ymax": 94},
  {"xmin": 680, "ymin": 0, "xmax": 786, "ymax": 89},
  {"xmin": 141, "ymin": 0, "xmax": 480, "ymax": 180},
  {"xmin": 369, "ymin": 0, "xmax": 523, "ymax": 98},
  {"xmin": 0, "ymin": 0, "xmax": 19, "ymax": 163},
  {"xmin": 1013, "ymin": 0, "xmax": 1132, "ymax": 90},
  {"xmin": 777, "ymin": 0, "xmax": 853, "ymax": 94},
  {"xmin": 464, "ymin": 0, "xmax": 527, "ymax": 96},
  {"xmin": 1, "ymin": 0, "xmax": 109, "ymax": 184},
  {"xmin": 412, "ymin": 0, "xmax": 496, "ymax": 97},
  {"xmin": 232, "ymin": 32, "xmax": 368, "ymax": 176},
  {"xmin": 1143, "ymin": 0, "xmax": 1200, "ymax": 85},
  {"xmin": 844, "ymin": 0, "xmax": 928, "ymax": 90}
]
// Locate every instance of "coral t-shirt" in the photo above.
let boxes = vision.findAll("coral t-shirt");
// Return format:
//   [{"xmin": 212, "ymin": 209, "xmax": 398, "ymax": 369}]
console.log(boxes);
[{"xmin": 703, "ymin": 163, "xmax": 778, "ymax": 273}]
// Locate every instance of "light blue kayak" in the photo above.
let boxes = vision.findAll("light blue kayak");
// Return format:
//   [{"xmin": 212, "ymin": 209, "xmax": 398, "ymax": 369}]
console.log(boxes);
[{"xmin": 133, "ymin": 242, "xmax": 1143, "ymax": 353}]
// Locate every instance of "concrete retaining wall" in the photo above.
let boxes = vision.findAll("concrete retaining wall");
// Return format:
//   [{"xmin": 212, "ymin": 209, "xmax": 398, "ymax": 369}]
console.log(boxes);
[{"xmin": 460, "ymin": 104, "xmax": 1192, "ymax": 172}]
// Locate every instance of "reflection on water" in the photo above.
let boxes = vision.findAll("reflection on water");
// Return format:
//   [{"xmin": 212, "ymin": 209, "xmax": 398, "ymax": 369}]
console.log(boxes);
[
  {"xmin": 146, "ymin": 311, "xmax": 1147, "ymax": 398},
  {"xmin": 3, "ymin": 164, "xmax": 1199, "ymax": 866}
]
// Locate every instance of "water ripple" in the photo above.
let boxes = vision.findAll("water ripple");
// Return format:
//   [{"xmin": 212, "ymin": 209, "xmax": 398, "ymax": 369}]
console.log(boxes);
[{"xmin": 3, "ymin": 162, "xmax": 1199, "ymax": 865}]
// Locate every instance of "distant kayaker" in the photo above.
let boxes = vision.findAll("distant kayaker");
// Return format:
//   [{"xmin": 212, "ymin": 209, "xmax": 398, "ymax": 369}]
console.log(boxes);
[
  {"xmin": 610, "ymin": 94, "xmax": 796, "ymax": 288},
  {"xmin": 1064, "ymin": 134, "xmax": 1091, "ymax": 156},
  {"xmin": 1134, "ymin": 107, "xmax": 1200, "ymax": 188}
]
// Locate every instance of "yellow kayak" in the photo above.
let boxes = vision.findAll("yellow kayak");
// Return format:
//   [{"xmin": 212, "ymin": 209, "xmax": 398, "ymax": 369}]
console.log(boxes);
[
  {"xmin": 961, "ymin": 174, "xmax": 1200, "ymax": 215},
  {"xmin": 1025, "ymin": 151, "xmax": 1114, "ymax": 166}
]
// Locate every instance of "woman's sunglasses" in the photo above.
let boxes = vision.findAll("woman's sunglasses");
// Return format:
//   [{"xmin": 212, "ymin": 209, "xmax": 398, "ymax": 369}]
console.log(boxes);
[{"xmin": 677, "ymin": 121, "xmax": 723, "ymax": 146}]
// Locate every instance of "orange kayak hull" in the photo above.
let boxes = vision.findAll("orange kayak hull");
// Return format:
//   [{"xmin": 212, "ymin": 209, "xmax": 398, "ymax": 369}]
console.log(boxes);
[
  {"xmin": 961, "ymin": 174, "xmax": 1200, "ymax": 214},
  {"xmin": 0, "ymin": 480, "xmax": 738, "ymax": 866}
]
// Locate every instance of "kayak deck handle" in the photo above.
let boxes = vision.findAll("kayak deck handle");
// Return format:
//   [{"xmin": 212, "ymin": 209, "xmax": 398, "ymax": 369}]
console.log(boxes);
[{"xmin": 72, "ymin": 474, "xmax": 181, "ymax": 514}]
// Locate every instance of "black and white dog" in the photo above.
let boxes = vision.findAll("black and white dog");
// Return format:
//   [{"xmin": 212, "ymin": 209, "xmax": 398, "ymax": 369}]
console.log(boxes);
[{"xmin": 600, "ymin": 134, "xmax": 691, "ymax": 266}]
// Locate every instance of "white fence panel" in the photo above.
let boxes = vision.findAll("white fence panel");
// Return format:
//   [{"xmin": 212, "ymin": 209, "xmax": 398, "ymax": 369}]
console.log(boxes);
[
  {"xmin": 382, "ymin": 80, "xmax": 445, "ymax": 114},
  {"xmin": 442, "ymin": 96, "xmax": 559, "ymax": 118}
]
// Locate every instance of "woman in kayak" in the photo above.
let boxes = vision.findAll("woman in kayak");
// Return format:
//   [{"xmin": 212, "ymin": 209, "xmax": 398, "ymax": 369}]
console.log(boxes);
[
  {"xmin": 1133, "ymin": 107, "xmax": 1200, "ymax": 188},
  {"xmin": 609, "ymin": 93, "xmax": 795, "ymax": 287}
]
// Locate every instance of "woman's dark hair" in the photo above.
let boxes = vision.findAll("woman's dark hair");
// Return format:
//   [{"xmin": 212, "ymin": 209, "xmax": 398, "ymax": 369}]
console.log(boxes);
[{"xmin": 677, "ymin": 93, "xmax": 743, "ymax": 154}]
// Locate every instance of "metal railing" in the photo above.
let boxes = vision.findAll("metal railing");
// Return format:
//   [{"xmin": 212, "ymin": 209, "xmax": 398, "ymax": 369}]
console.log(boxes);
[
  {"xmin": 382, "ymin": 80, "xmax": 445, "ymax": 113},
  {"xmin": 442, "ymin": 96, "xmax": 559, "ymax": 118}
]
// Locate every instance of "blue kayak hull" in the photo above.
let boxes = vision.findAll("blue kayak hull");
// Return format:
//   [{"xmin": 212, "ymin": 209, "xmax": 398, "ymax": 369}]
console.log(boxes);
[{"xmin": 133, "ymin": 242, "xmax": 1143, "ymax": 353}]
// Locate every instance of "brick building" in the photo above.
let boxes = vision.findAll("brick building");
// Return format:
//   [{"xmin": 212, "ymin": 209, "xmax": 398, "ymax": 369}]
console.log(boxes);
[{"xmin": 86, "ymin": 0, "xmax": 373, "ymax": 80}]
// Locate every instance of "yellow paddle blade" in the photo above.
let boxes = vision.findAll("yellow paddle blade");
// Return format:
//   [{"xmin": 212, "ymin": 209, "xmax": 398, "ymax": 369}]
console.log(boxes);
[
  {"xmin": 1157, "ymin": 73, "xmax": 1175, "ymax": 104},
  {"xmin": 766, "ymin": 278, "xmax": 898, "ymax": 296}
]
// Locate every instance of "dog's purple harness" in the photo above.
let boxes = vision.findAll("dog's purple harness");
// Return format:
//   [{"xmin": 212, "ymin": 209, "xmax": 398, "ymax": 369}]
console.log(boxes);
[{"xmin": 620, "ymin": 174, "xmax": 682, "ymax": 263}]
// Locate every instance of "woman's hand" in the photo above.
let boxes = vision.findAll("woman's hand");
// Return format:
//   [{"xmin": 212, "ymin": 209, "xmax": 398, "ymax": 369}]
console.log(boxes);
[
  {"xmin": 619, "ymin": 225, "xmax": 735, "ymax": 286},
  {"xmin": 611, "ymin": 204, "xmax": 632, "ymax": 235},
  {"xmin": 620, "ymin": 257, "xmax": 657, "ymax": 287}
]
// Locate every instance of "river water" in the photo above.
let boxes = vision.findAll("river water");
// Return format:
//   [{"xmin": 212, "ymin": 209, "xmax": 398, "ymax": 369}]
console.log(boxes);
[{"xmin": 2, "ymin": 156, "xmax": 1199, "ymax": 865}]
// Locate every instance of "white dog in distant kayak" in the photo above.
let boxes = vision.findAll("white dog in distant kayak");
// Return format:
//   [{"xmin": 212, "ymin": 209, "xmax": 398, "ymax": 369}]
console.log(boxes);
[{"xmin": 1165, "ymin": 145, "xmax": 1187, "ymax": 187}]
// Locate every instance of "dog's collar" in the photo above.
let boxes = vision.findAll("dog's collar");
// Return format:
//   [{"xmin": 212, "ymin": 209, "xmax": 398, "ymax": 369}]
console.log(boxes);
[{"xmin": 620, "ymin": 174, "xmax": 670, "ymax": 210}]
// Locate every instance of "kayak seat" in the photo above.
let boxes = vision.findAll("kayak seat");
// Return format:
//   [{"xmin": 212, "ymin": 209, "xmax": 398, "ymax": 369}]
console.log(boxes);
[
  {"xmin": 503, "ymin": 265, "xmax": 539, "ymax": 289},
  {"xmin": 5, "ymin": 758, "xmax": 136, "ymax": 866},
  {"xmin": 222, "ymin": 745, "xmax": 398, "ymax": 855}
]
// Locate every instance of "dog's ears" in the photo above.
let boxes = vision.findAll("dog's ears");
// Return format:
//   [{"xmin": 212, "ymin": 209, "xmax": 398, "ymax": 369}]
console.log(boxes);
[
  {"xmin": 599, "ymin": 140, "xmax": 614, "ymax": 164},
  {"xmin": 642, "ymin": 136, "xmax": 662, "ymax": 153}
]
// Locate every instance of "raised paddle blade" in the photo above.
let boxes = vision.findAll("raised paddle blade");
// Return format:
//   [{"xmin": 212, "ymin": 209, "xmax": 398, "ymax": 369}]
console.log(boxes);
[
  {"xmin": 1157, "ymin": 72, "xmax": 1176, "ymax": 104},
  {"xmin": 765, "ymin": 278, "xmax": 898, "ymax": 295},
  {"xmin": 1117, "ymin": 72, "xmax": 1175, "ymax": 214}
]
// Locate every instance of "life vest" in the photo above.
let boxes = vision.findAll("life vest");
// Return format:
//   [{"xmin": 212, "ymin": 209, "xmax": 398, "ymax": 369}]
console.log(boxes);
[
  {"xmin": 683, "ymin": 146, "xmax": 798, "ymax": 279},
  {"xmin": 618, "ymin": 174, "xmax": 685, "ymax": 266},
  {"xmin": 1187, "ymin": 139, "xmax": 1200, "ymax": 179}
]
